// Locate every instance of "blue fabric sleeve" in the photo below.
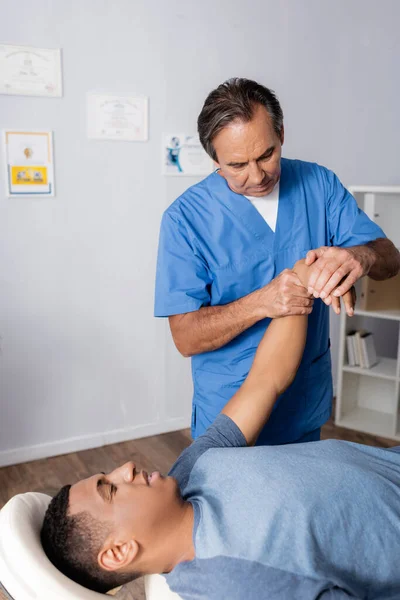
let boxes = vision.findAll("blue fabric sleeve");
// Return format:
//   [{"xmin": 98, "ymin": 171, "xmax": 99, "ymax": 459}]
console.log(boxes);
[
  {"xmin": 154, "ymin": 211, "xmax": 212, "ymax": 317},
  {"xmin": 323, "ymin": 168, "xmax": 386, "ymax": 247},
  {"xmin": 168, "ymin": 414, "xmax": 246, "ymax": 490}
]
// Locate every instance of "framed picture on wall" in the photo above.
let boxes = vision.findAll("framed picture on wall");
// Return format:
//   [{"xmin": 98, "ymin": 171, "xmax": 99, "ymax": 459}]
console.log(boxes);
[
  {"xmin": 3, "ymin": 130, "xmax": 55, "ymax": 197},
  {"xmin": 0, "ymin": 44, "xmax": 62, "ymax": 97},
  {"xmin": 87, "ymin": 93, "xmax": 149, "ymax": 141},
  {"xmin": 162, "ymin": 133, "xmax": 214, "ymax": 176}
]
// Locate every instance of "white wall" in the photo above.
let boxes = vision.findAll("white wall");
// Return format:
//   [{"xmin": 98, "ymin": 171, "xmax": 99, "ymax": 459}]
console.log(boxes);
[{"xmin": 1, "ymin": 0, "xmax": 399, "ymax": 466}]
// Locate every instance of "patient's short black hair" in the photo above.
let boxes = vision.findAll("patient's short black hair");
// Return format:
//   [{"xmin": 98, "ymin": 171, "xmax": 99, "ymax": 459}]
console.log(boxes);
[{"xmin": 41, "ymin": 484, "xmax": 139, "ymax": 594}]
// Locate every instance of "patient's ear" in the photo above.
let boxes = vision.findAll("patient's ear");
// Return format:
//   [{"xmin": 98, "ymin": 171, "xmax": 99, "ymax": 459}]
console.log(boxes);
[{"xmin": 98, "ymin": 539, "xmax": 139, "ymax": 571}]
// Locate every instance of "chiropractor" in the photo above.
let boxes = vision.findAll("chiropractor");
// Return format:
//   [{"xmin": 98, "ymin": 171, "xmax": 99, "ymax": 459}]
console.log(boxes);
[{"xmin": 154, "ymin": 78, "xmax": 400, "ymax": 446}]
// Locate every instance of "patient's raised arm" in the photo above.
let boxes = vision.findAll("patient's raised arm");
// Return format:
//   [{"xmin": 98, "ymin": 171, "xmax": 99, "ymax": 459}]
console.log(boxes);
[
  {"xmin": 221, "ymin": 267, "xmax": 308, "ymax": 445},
  {"xmin": 222, "ymin": 260, "xmax": 356, "ymax": 445}
]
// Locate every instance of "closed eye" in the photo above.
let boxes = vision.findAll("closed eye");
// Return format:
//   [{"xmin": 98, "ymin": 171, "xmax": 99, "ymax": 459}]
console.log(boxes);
[
  {"xmin": 257, "ymin": 149, "xmax": 274, "ymax": 161},
  {"xmin": 227, "ymin": 146, "xmax": 275, "ymax": 169},
  {"xmin": 97, "ymin": 476, "xmax": 117, "ymax": 501}
]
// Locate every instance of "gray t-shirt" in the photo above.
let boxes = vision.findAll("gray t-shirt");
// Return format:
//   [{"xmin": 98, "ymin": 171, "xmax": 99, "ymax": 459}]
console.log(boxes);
[{"xmin": 165, "ymin": 415, "xmax": 400, "ymax": 600}]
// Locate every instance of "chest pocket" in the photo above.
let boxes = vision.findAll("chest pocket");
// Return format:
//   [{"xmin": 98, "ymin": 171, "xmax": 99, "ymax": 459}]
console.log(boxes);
[
  {"xmin": 210, "ymin": 250, "xmax": 275, "ymax": 305},
  {"xmin": 210, "ymin": 241, "xmax": 314, "ymax": 306}
]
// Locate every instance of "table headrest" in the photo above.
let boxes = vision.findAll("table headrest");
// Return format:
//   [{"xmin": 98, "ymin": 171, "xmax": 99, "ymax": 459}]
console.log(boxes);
[
  {"xmin": 0, "ymin": 492, "xmax": 108, "ymax": 599},
  {"xmin": 0, "ymin": 492, "xmax": 181, "ymax": 600}
]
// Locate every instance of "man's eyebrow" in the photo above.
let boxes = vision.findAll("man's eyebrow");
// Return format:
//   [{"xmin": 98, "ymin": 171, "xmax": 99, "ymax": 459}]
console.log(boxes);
[{"xmin": 226, "ymin": 145, "xmax": 275, "ymax": 167}]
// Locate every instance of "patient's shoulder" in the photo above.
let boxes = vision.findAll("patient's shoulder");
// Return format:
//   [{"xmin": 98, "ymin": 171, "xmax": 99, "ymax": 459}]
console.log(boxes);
[{"xmin": 168, "ymin": 415, "xmax": 246, "ymax": 491}]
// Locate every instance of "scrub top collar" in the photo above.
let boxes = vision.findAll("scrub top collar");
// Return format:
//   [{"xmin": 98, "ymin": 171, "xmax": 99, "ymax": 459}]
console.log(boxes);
[{"xmin": 209, "ymin": 159, "xmax": 295, "ymax": 253}]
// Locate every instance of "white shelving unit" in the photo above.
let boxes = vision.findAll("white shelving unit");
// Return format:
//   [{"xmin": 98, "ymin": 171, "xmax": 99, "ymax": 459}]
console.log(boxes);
[
  {"xmin": 335, "ymin": 186, "xmax": 400, "ymax": 439},
  {"xmin": 335, "ymin": 307, "xmax": 400, "ymax": 439}
]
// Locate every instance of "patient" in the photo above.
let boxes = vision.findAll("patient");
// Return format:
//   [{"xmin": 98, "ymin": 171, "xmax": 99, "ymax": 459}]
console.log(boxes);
[{"xmin": 41, "ymin": 261, "xmax": 400, "ymax": 600}]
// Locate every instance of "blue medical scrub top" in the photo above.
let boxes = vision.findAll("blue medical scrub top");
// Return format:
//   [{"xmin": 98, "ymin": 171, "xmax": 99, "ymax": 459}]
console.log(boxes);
[{"xmin": 154, "ymin": 159, "xmax": 385, "ymax": 444}]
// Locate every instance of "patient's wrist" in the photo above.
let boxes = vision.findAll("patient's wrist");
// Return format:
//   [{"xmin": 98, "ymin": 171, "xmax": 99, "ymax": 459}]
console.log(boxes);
[{"xmin": 293, "ymin": 259, "xmax": 310, "ymax": 288}]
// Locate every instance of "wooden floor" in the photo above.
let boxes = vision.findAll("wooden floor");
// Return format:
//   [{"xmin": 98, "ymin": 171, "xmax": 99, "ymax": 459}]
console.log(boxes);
[{"xmin": 0, "ymin": 417, "xmax": 398, "ymax": 600}]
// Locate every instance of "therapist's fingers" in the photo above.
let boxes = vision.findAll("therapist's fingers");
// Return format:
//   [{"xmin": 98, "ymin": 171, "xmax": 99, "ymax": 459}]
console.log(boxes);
[
  {"xmin": 317, "ymin": 265, "xmax": 353, "ymax": 299},
  {"xmin": 289, "ymin": 296, "xmax": 314, "ymax": 308},
  {"xmin": 315, "ymin": 251, "xmax": 361, "ymax": 298},
  {"xmin": 307, "ymin": 250, "xmax": 348, "ymax": 295},
  {"xmin": 308, "ymin": 248, "xmax": 364, "ymax": 298},
  {"xmin": 341, "ymin": 286, "xmax": 356, "ymax": 316},
  {"xmin": 284, "ymin": 271, "xmax": 313, "ymax": 296},
  {"xmin": 305, "ymin": 246, "xmax": 328, "ymax": 266},
  {"xmin": 329, "ymin": 295, "xmax": 340, "ymax": 315},
  {"xmin": 312, "ymin": 262, "xmax": 353, "ymax": 299},
  {"xmin": 305, "ymin": 250, "xmax": 317, "ymax": 266},
  {"xmin": 307, "ymin": 257, "xmax": 335, "ymax": 292},
  {"xmin": 285, "ymin": 303, "xmax": 314, "ymax": 316},
  {"xmin": 326, "ymin": 286, "xmax": 356, "ymax": 316},
  {"xmin": 292, "ymin": 284, "xmax": 315, "ymax": 297},
  {"xmin": 331, "ymin": 271, "xmax": 360, "ymax": 298},
  {"xmin": 262, "ymin": 270, "xmax": 314, "ymax": 318}
]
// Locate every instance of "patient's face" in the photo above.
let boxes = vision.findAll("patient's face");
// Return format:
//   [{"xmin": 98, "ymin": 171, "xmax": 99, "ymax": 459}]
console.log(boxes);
[{"xmin": 68, "ymin": 462, "xmax": 181, "ymax": 546}]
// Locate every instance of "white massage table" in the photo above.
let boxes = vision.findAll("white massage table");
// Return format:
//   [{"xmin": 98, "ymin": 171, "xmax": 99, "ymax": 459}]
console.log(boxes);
[{"xmin": 0, "ymin": 493, "xmax": 182, "ymax": 600}]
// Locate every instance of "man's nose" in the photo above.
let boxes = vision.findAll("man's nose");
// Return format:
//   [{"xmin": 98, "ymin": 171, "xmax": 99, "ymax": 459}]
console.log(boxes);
[
  {"xmin": 248, "ymin": 162, "xmax": 264, "ymax": 185},
  {"xmin": 111, "ymin": 461, "xmax": 136, "ymax": 483}
]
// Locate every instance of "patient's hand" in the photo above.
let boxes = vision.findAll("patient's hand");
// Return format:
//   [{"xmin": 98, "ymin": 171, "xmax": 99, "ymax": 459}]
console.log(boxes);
[{"xmin": 294, "ymin": 259, "xmax": 356, "ymax": 316}]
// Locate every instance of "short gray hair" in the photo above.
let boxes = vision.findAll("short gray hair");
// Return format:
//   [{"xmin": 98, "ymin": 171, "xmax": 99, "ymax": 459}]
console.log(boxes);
[{"xmin": 197, "ymin": 78, "xmax": 284, "ymax": 161}]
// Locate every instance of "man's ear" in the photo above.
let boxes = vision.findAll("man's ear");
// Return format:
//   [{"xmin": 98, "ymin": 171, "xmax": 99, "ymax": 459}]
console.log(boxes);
[
  {"xmin": 214, "ymin": 160, "xmax": 226, "ymax": 179},
  {"xmin": 280, "ymin": 125, "xmax": 285, "ymax": 146},
  {"xmin": 98, "ymin": 539, "xmax": 139, "ymax": 572}
]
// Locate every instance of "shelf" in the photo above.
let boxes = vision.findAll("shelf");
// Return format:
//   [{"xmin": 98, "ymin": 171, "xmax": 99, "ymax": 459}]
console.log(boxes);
[
  {"xmin": 353, "ymin": 309, "xmax": 400, "ymax": 321},
  {"xmin": 337, "ymin": 407, "xmax": 397, "ymax": 439},
  {"xmin": 343, "ymin": 357, "xmax": 398, "ymax": 380},
  {"xmin": 336, "ymin": 187, "xmax": 400, "ymax": 441},
  {"xmin": 349, "ymin": 186, "xmax": 400, "ymax": 195}
]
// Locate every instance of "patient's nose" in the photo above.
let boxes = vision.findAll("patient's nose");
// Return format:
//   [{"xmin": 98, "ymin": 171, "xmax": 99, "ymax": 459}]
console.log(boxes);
[{"xmin": 110, "ymin": 461, "xmax": 136, "ymax": 483}]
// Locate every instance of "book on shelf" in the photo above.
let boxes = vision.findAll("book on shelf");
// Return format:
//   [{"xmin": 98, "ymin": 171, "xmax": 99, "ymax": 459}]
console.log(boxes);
[
  {"xmin": 345, "ymin": 329, "xmax": 378, "ymax": 369},
  {"xmin": 346, "ymin": 330, "xmax": 357, "ymax": 366}
]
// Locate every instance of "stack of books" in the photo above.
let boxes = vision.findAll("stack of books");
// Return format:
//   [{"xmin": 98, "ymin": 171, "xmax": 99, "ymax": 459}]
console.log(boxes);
[{"xmin": 346, "ymin": 330, "xmax": 378, "ymax": 369}]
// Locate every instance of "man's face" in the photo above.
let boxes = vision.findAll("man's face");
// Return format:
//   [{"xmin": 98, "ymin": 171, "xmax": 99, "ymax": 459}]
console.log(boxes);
[
  {"xmin": 69, "ymin": 462, "xmax": 182, "ymax": 561},
  {"xmin": 213, "ymin": 104, "xmax": 284, "ymax": 197}
]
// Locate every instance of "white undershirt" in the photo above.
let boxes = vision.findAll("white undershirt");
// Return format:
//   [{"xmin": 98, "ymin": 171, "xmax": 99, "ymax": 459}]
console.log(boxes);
[{"xmin": 245, "ymin": 182, "xmax": 280, "ymax": 232}]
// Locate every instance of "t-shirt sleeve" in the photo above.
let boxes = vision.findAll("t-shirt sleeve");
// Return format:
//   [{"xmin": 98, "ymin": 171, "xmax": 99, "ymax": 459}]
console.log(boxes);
[
  {"xmin": 168, "ymin": 414, "xmax": 246, "ymax": 491},
  {"xmin": 154, "ymin": 210, "xmax": 212, "ymax": 317},
  {"xmin": 323, "ymin": 167, "xmax": 386, "ymax": 247}
]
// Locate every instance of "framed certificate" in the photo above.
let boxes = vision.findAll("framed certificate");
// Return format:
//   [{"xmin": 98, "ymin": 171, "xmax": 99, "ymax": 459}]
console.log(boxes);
[
  {"xmin": 3, "ymin": 130, "xmax": 55, "ymax": 197},
  {"xmin": 87, "ymin": 94, "xmax": 149, "ymax": 141},
  {"xmin": 0, "ymin": 44, "xmax": 62, "ymax": 97}
]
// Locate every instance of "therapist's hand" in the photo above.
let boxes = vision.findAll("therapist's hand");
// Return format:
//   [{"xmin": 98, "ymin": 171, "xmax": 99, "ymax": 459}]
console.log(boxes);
[
  {"xmin": 294, "ymin": 258, "xmax": 357, "ymax": 317},
  {"xmin": 330, "ymin": 286, "xmax": 357, "ymax": 316},
  {"xmin": 259, "ymin": 270, "xmax": 314, "ymax": 318},
  {"xmin": 304, "ymin": 245, "xmax": 373, "ymax": 300}
]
